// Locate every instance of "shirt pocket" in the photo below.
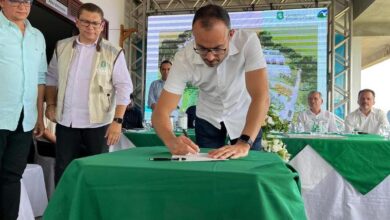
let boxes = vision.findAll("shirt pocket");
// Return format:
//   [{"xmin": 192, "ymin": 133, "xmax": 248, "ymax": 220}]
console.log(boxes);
[{"xmin": 96, "ymin": 74, "xmax": 114, "ymax": 112}]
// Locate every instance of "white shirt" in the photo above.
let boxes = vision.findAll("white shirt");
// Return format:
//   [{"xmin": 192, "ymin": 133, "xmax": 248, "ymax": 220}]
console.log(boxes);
[
  {"xmin": 345, "ymin": 108, "xmax": 389, "ymax": 134},
  {"xmin": 297, "ymin": 110, "xmax": 338, "ymax": 132},
  {"xmin": 47, "ymin": 37, "xmax": 133, "ymax": 128},
  {"xmin": 164, "ymin": 30, "xmax": 267, "ymax": 139}
]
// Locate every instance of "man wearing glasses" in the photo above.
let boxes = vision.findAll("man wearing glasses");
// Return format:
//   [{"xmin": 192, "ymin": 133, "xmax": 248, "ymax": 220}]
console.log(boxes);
[
  {"xmin": 152, "ymin": 4, "xmax": 269, "ymax": 159},
  {"xmin": 45, "ymin": 3, "xmax": 132, "ymax": 183},
  {"xmin": 0, "ymin": 0, "xmax": 46, "ymax": 219}
]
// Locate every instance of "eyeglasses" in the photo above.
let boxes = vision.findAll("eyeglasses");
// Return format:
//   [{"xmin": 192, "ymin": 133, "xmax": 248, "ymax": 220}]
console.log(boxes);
[
  {"xmin": 193, "ymin": 47, "xmax": 227, "ymax": 56},
  {"xmin": 7, "ymin": 0, "xmax": 33, "ymax": 7},
  {"xmin": 78, "ymin": 19, "xmax": 103, "ymax": 29}
]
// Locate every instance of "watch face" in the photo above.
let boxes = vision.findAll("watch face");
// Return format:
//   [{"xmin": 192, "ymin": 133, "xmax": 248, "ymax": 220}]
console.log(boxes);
[
  {"xmin": 114, "ymin": 118, "xmax": 123, "ymax": 123},
  {"xmin": 239, "ymin": 134, "xmax": 253, "ymax": 147},
  {"xmin": 240, "ymin": 135, "xmax": 250, "ymax": 142}
]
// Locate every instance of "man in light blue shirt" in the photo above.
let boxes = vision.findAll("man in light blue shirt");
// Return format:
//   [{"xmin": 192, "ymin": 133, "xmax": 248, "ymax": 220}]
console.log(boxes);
[
  {"xmin": 0, "ymin": 0, "xmax": 46, "ymax": 219},
  {"xmin": 148, "ymin": 60, "xmax": 172, "ymax": 110}
]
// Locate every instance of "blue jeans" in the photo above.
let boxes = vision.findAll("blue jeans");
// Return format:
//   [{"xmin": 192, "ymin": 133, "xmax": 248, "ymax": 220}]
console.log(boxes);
[{"xmin": 195, "ymin": 117, "xmax": 262, "ymax": 150}]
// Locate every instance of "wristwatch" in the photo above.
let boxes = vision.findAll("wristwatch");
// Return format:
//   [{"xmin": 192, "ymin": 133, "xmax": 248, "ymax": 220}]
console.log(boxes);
[
  {"xmin": 113, "ymin": 117, "xmax": 123, "ymax": 124},
  {"xmin": 238, "ymin": 134, "xmax": 254, "ymax": 147}
]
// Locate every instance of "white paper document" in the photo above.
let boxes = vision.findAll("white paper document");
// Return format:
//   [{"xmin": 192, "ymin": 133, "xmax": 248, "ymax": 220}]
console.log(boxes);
[
  {"xmin": 172, "ymin": 153, "xmax": 228, "ymax": 162},
  {"xmin": 125, "ymin": 128, "xmax": 147, "ymax": 132}
]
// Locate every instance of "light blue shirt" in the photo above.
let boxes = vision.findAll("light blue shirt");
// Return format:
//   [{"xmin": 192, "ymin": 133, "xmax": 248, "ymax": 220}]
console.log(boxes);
[
  {"xmin": 148, "ymin": 79, "xmax": 165, "ymax": 108},
  {"xmin": 0, "ymin": 11, "xmax": 47, "ymax": 131}
]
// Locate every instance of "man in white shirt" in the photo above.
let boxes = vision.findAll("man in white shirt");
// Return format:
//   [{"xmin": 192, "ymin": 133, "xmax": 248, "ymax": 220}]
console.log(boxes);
[
  {"xmin": 152, "ymin": 5, "xmax": 269, "ymax": 159},
  {"xmin": 345, "ymin": 89, "xmax": 388, "ymax": 134},
  {"xmin": 45, "ymin": 3, "xmax": 132, "ymax": 183},
  {"xmin": 297, "ymin": 91, "xmax": 338, "ymax": 132}
]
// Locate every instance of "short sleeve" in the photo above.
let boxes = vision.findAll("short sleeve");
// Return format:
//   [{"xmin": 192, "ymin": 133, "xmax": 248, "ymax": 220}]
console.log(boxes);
[
  {"xmin": 163, "ymin": 50, "xmax": 190, "ymax": 95},
  {"xmin": 38, "ymin": 34, "xmax": 47, "ymax": 84},
  {"xmin": 243, "ymin": 32, "xmax": 267, "ymax": 72}
]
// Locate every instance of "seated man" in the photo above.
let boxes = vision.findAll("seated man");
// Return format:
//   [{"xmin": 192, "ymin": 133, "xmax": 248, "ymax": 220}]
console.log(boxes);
[
  {"xmin": 345, "ymin": 89, "xmax": 388, "ymax": 134},
  {"xmin": 297, "ymin": 91, "xmax": 338, "ymax": 132},
  {"xmin": 123, "ymin": 94, "xmax": 143, "ymax": 129},
  {"xmin": 148, "ymin": 60, "xmax": 172, "ymax": 110}
]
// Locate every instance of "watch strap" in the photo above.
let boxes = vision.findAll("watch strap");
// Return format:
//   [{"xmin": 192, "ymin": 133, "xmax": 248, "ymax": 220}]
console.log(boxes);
[
  {"xmin": 113, "ymin": 117, "xmax": 123, "ymax": 124},
  {"xmin": 238, "ymin": 134, "xmax": 253, "ymax": 147}
]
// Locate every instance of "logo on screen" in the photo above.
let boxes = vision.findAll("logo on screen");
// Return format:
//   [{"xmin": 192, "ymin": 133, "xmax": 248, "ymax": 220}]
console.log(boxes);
[
  {"xmin": 317, "ymin": 9, "xmax": 327, "ymax": 18},
  {"xmin": 276, "ymin": 11, "xmax": 284, "ymax": 20}
]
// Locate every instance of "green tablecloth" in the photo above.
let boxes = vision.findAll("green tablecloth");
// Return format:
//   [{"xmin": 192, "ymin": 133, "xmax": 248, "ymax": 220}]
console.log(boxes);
[
  {"xmin": 44, "ymin": 147, "xmax": 307, "ymax": 220},
  {"xmin": 124, "ymin": 129, "xmax": 196, "ymax": 147},
  {"xmin": 282, "ymin": 134, "xmax": 390, "ymax": 194}
]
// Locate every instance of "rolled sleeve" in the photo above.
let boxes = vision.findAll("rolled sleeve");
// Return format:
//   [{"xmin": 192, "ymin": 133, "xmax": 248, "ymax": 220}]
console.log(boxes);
[
  {"xmin": 38, "ymin": 46, "xmax": 47, "ymax": 84},
  {"xmin": 243, "ymin": 32, "xmax": 267, "ymax": 72},
  {"xmin": 113, "ymin": 52, "xmax": 133, "ymax": 105},
  {"xmin": 164, "ymin": 51, "xmax": 189, "ymax": 95}
]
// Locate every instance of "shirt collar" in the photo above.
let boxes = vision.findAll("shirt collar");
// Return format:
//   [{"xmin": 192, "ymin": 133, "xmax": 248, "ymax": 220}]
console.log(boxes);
[
  {"xmin": 0, "ymin": 11, "xmax": 34, "ymax": 34},
  {"xmin": 72, "ymin": 35, "xmax": 103, "ymax": 51},
  {"xmin": 358, "ymin": 108, "xmax": 376, "ymax": 116},
  {"xmin": 309, "ymin": 109, "xmax": 322, "ymax": 116},
  {"xmin": 0, "ymin": 11, "xmax": 11, "ymax": 27}
]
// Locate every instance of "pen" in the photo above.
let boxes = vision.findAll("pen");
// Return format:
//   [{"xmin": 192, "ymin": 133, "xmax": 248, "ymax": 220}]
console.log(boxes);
[
  {"xmin": 183, "ymin": 129, "xmax": 188, "ymax": 137},
  {"xmin": 149, "ymin": 157, "xmax": 186, "ymax": 161}
]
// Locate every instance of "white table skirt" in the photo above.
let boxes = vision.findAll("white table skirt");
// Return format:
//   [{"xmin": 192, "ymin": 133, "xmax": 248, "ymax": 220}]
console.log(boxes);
[
  {"xmin": 289, "ymin": 146, "xmax": 390, "ymax": 220},
  {"xmin": 18, "ymin": 180, "xmax": 34, "ymax": 220},
  {"xmin": 18, "ymin": 164, "xmax": 48, "ymax": 219}
]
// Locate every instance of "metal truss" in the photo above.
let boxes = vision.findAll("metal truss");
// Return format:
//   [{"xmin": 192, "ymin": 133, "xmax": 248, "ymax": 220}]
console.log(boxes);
[
  {"xmin": 327, "ymin": 0, "xmax": 352, "ymax": 120},
  {"xmin": 124, "ymin": 0, "xmax": 147, "ymax": 110},
  {"xmin": 125, "ymin": 0, "xmax": 350, "ymax": 117}
]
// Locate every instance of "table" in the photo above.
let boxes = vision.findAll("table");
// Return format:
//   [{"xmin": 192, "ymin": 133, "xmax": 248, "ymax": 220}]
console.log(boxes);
[
  {"xmin": 123, "ymin": 129, "xmax": 196, "ymax": 147},
  {"xmin": 44, "ymin": 147, "xmax": 307, "ymax": 220},
  {"xmin": 18, "ymin": 180, "xmax": 34, "ymax": 220},
  {"xmin": 282, "ymin": 134, "xmax": 390, "ymax": 220}
]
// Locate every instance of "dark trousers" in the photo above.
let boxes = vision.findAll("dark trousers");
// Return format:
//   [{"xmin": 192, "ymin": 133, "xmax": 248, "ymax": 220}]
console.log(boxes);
[
  {"xmin": 0, "ymin": 111, "xmax": 32, "ymax": 220},
  {"xmin": 55, "ymin": 124, "xmax": 108, "ymax": 184},
  {"xmin": 195, "ymin": 116, "xmax": 262, "ymax": 150}
]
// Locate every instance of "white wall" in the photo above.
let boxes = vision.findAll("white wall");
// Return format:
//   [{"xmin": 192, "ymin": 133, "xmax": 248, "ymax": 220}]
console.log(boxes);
[
  {"xmin": 361, "ymin": 59, "xmax": 390, "ymax": 113},
  {"xmin": 88, "ymin": 0, "xmax": 126, "ymax": 47}
]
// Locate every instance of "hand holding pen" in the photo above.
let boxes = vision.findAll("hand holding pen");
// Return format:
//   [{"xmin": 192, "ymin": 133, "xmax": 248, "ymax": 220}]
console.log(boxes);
[{"xmin": 167, "ymin": 131, "xmax": 199, "ymax": 155}]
